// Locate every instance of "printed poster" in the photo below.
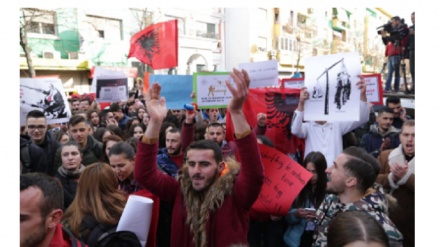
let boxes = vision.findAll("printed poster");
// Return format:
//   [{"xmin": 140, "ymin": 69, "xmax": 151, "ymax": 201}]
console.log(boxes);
[
  {"xmin": 304, "ymin": 52, "xmax": 362, "ymax": 121},
  {"xmin": 20, "ymin": 77, "xmax": 71, "ymax": 126},
  {"xmin": 193, "ymin": 72, "xmax": 234, "ymax": 109},
  {"xmin": 363, "ymin": 74, "xmax": 383, "ymax": 105},
  {"xmin": 95, "ymin": 77, "xmax": 129, "ymax": 103}
]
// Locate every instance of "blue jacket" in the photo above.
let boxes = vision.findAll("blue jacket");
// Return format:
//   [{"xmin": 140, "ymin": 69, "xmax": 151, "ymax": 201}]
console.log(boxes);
[
  {"xmin": 283, "ymin": 197, "xmax": 312, "ymax": 247},
  {"xmin": 156, "ymin": 148, "xmax": 179, "ymax": 177},
  {"xmin": 360, "ymin": 124, "xmax": 400, "ymax": 158}
]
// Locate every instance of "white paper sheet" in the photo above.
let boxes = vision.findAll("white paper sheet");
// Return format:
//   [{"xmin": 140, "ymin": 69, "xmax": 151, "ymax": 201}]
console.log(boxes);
[{"xmin": 116, "ymin": 195, "xmax": 154, "ymax": 247}]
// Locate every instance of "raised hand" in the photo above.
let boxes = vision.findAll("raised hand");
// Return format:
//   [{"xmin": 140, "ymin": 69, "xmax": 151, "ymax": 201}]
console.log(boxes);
[
  {"xmin": 146, "ymin": 83, "xmax": 167, "ymax": 124},
  {"xmin": 226, "ymin": 68, "xmax": 251, "ymax": 114},
  {"xmin": 356, "ymin": 75, "xmax": 367, "ymax": 102}
]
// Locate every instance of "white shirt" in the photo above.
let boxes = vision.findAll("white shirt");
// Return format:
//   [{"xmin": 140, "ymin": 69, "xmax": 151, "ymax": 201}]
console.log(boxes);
[{"xmin": 291, "ymin": 101, "xmax": 369, "ymax": 166}]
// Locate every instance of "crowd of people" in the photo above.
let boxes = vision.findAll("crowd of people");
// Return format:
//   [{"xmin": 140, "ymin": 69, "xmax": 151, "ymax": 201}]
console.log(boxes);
[{"xmin": 20, "ymin": 60, "xmax": 414, "ymax": 246}]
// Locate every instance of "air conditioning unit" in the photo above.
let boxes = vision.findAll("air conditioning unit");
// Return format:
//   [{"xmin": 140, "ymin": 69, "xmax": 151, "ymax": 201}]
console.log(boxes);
[
  {"xmin": 68, "ymin": 52, "xmax": 79, "ymax": 59},
  {"xmin": 43, "ymin": 51, "xmax": 54, "ymax": 59}
]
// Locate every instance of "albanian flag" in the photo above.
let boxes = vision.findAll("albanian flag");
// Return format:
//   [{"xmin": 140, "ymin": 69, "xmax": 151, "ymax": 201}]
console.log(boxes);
[
  {"xmin": 226, "ymin": 87, "xmax": 305, "ymax": 158},
  {"xmin": 128, "ymin": 20, "xmax": 178, "ymax": 70}
]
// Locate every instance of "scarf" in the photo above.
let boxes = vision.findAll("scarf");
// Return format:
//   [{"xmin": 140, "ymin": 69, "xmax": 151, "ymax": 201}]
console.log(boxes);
[{"xmin": 57, "ymin": 164, "xmax": 85, "ymax": 179}]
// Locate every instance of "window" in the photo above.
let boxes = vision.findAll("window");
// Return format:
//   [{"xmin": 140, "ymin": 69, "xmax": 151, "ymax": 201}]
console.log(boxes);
[
  {"xmin": 196, "ymin": 21, "xmax": 218, "ymax": 39},
  {"xmin": 86, "ymin": 15, "xmax": 122, "ymax": 41},
  {"xmin": 24, "ymin": 9, "xmax": 56, "ymax": 35}
]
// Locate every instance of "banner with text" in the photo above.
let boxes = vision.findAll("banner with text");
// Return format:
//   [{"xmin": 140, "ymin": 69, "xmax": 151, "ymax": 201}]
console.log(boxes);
[
  {"xmin": 251, "ymin": 144, "xmax": 312, "ymax": 216},
  {"xmin": 238, "ymin": 60, "xmax": 279, "ymax": 88},
  {"xmin": 364, "ymin": 74, "xmax": 383, "ymax": 105},
  {"xmin": 96, "ymin": 77, "xmax": 129, "ymax": 103}
]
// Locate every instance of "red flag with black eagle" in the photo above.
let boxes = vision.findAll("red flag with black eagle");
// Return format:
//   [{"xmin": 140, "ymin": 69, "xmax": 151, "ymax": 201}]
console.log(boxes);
[
  {"xmin": 226, "ymin": 87, "xmax": 305, "ymax": 160},
  {"xmin": 128, "ymin": 20, "xmax": 178, "ymax": 70}
]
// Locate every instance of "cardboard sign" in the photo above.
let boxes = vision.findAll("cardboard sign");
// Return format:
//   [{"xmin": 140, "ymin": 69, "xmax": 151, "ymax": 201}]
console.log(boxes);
[
  {"xmin": 251, "ymin": 144, "xmax": 312, "ymax": 216},
  {"xmin": 20, "ymin": 77, "xmax": 72, "ymax": 126},
  {"xmin": 193, "ymin": 72, "xmax": 234, "ymax": 109},
  {"xmin": 238, "ymin": 60, "xmax": 279, "ymax": 88},
  {"xmin": 363, "ymin": 74, "xmax": 383, "ymax": 105},
  {"xmin": 148, "ymin": 75, "xmax": 193, "ymax": 110}
]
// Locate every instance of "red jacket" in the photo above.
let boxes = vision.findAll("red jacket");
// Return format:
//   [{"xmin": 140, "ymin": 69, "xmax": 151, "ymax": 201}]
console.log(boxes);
[
  {"xmin": 135, "ymin": 132, "xmax": 264, "ymax": 247},
  {"xmin": 49, "ymin": 224, "xmax": 87, "ymax": 247},
  {"xmin": 131, "ymin": 189, "xmax": 160, "ymax": 247}
]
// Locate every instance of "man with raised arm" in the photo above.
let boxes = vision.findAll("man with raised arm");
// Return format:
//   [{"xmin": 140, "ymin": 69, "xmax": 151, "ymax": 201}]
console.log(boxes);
[{"xmin": 134, "ymin": 68, "xmax": 264, "ymax": 247}]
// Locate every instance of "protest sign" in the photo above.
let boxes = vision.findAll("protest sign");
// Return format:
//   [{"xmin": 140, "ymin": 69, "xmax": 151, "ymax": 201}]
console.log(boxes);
[
  {"xmin": 91, "ymin": 66, "xmax": 126, "ymax": 93},
  {"xmin": 363, "ymin": 74, "xmax": 383, "ymax": 105},
  {"xmin": 95, "ymin": 77, "xmax": 129, "ymax": 102},
  {"xmin": 304, "ymin": 52, "xmax": 362, "ymax": 121},
  {"xmin": 20, "ymin": 77, "xmax": 71, "ymax": 126},
  {"xmin": 238, "ymin": 60, "xmax": 279, "ymax": 88},
  {"xmin": 251, "ymin": 144, "xmax": 312, "ymax": 216},
  {"xmin": 282, "ymin": 77, "xmax": 305, "ymax": 89},
  {"xmin": 148, "ymin": 75, "xmax": 193, "ymax": 109},
  {"xmin": 193, "ymin": 72, "xmax": 234, "ymax": 109}
]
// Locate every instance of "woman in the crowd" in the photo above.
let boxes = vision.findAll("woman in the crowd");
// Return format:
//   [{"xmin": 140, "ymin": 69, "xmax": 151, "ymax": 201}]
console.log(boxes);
[
  {"xmin": 55, "ymin": 141, "xmax": 85, "ymax": 210},
  {"xmin": 126, "ymin": 123, "xmax": 145, "ymax": 140},
  {"xmin": 86, "ymin": 109, "xmax": 102, "ymax": 132},
  {"xmin": 102, "ymin": 125, "xmax": 125, "ymax": 141},
  {"xmin": 108, "ymin": 142, "xmax": 159, "ymax": 247},
  {"xmin": 141, "ymin": 111, "xmax": 150, "ymax": 130},
  {"xmin": 101, "ymin": 135, "xmax": 123, "ymax": 163},
  {"xmin": 55, "ymin": 130, "xmax": 71, "ymax": 144},
  {"xmin": 62, "ymin": 162, "xmax": 127, "ymax": 245},
  {"xmin": 327, "ymin": 211, "xmax": 390, "ymax": 247},
  {"xmin": 136, "ymin": 106, "xmax": 147, "ymax": 123},
  {"xmin": 284, "ymin": 151, "xmax": 327, "ymax": 247}
]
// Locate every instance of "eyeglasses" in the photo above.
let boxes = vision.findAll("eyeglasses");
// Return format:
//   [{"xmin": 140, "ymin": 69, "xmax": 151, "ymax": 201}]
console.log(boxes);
[{"xmin": 28, "ymin": 125, "xmax": 46, "ymax": 130}]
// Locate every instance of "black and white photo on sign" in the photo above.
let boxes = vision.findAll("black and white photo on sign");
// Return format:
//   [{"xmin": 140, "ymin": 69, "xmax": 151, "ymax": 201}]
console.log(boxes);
[
  {"xmin": 20, "ymin": 77, "xmax": 71, "ymax": 126},
  {"xmin": 304, "ymin": 52, "xmax": 361, "ymax": 122},
  {"xmin": 96, "ymin": 77, "xmax": 129, "ymax": 102}
]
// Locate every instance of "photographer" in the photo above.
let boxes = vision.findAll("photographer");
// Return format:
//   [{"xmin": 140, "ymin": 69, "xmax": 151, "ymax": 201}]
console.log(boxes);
[{"xmin": 380, "ymin": 16, "xmax": 409, "ymax": 93}]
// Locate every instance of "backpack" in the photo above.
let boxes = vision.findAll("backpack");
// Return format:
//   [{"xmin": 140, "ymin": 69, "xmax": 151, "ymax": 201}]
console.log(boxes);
[
  {"xmin": 62, "ymin": 226, "xmax": 87, "ymax": 247},
  {"xmin": 82, "ymin": 216, "xmax": 141, "ymax": 247},
  {"xmin": 20, "ymin": 143, "xmax": 32, "ymax": 174}
]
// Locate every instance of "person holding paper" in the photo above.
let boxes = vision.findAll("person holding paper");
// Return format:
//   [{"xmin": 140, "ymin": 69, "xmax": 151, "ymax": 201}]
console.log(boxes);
[
  {"xmin": 134, "ymin": 68, "xmax": 264, "ymax": 247},
  {"xmin": 290, "ymin": 75, "xmax": 369, "ymax": 167},
  {"xmin": 108, "ymin": 142, "xmax": 160, "ymax": 247}
]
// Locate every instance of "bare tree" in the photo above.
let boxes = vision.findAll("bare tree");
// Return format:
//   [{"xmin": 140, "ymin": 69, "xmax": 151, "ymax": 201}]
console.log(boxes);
[{"xmin": 20, "ymin": 8, "xmax": 38, "ymax": 77}]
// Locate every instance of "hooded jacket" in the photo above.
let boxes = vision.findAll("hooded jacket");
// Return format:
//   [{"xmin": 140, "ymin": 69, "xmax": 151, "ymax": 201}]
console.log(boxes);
[
  {"xmin": 312, "ymin": 185, "xmax": 403, "ymax": 247},
  {"xmin": 360, "ymin": 124, "xmax": 400, "ymax": 158},
  {"xmin": 135, "ymin": 131, "xmax": 264, "ymax": 247}
]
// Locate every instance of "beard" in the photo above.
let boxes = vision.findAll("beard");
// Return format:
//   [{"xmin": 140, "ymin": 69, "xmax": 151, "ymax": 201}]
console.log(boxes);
[
  {"xmin": 21, "ymin": 220, "xmax": 47, "ymax": 247},
  {"xmin": 167, "ymin": 146, "xmax": 181, "ymax": 156}
]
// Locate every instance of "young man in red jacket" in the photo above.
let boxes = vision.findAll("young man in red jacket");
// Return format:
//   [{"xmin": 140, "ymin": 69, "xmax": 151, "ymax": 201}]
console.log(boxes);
[
  {"xmin": 135, "ymin": 68, "xmax": 264, "ymax": 247},
  {"xmin": 20, "ymin": 173, "xmax": 86, "ymax": 247}
]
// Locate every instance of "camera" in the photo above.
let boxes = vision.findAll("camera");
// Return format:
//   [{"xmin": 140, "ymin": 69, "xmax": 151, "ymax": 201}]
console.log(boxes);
[{"xmin": 377, "ymin": 18, "xmax": 407, "ymax": 40}]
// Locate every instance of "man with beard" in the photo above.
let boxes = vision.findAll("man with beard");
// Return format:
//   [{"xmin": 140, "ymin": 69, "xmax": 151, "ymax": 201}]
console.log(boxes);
[
  {"xmin": 205, "ymin": 122, "xmax": 237, "ymax": 159},
  {"xmin": 20, "ymin": 173, "xmax": 85, "ymax": 247},
  {"xmin": 135, "ymin": 68, "xmax": 264, "ymax": 247},
  {"xmin": 360, "ymin": 106, "xmax": 400, "ymax": 158},
  {"xmin": 376, "ymin": 120, "xmax": 415, "ymax": 247},
  {"xmin": 312, "ymin": 146, "xmax": 403, "ymax": 247}
]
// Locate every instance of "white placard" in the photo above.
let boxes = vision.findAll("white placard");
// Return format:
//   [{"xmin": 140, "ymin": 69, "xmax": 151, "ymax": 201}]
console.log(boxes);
[
  {"xmin": 91, "ymin": 66, "xmax": 126, "ymax": 93},
  {"xmin": 193, "ymin": 72, "xmax": 234, "ymax": 108},
  {"xmin": 20, "ymin": 77, "xmax": 71, "ymax": 126},
  {"xmin": 95, "ymin": 77, "xmax": 129, "ymax": 102},
  {"xmin": 238, "ymin": 60, "xmax": 279, "ymax": 88},
  {"xmin": 304, "ymin": 52, "xmax": 362, "ymax": 121},
  {"xmin": 117, "ymin": 195, "xmax": 154, "ymax": 247}
]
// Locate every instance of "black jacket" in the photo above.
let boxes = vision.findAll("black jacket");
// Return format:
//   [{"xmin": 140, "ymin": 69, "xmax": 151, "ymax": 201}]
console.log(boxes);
[{"xmin": 20, "ymin": 136, "xmax": 47, "ymax": 174}]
